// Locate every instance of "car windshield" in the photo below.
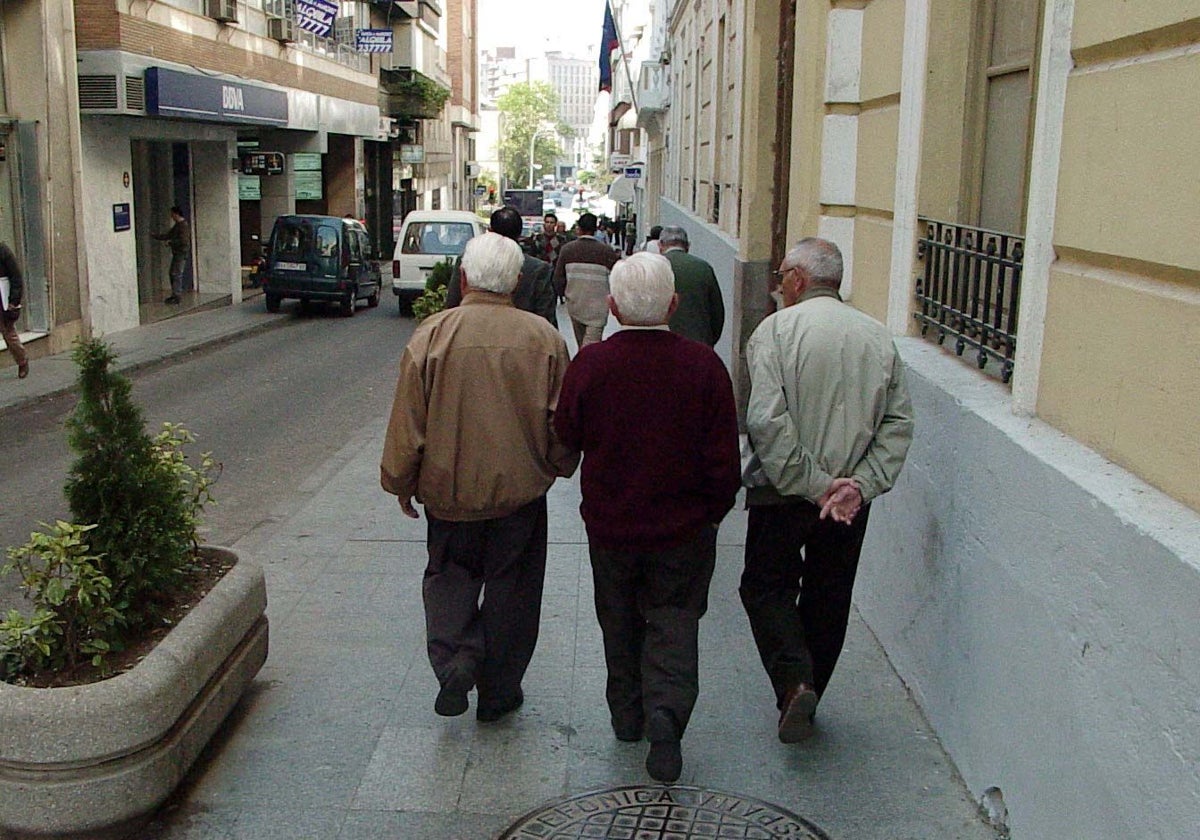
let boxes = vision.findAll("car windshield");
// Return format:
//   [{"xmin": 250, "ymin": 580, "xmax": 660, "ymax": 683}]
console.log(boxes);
[{"xmin": 402, "ymin": 222, "xmax": 475, "ymax": 256}]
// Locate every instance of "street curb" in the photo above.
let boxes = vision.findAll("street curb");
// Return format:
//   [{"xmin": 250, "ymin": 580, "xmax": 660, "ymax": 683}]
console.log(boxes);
[{"xmin": 0, "ymin": 306, "xmax": 292, "ymax": 418}]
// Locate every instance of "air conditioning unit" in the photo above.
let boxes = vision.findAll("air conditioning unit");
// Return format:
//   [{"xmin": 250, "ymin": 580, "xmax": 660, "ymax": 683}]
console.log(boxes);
[
  {"xmin": 205, "ymin": 0, "xmax": 239, "ymax": 24},
  {"xmin": 267, "ymin": 15, "xmax": 296, "ymax": 43},
  {"xmin": 465, "ymin": 162, "xmax": 481, "ymax": 178}
]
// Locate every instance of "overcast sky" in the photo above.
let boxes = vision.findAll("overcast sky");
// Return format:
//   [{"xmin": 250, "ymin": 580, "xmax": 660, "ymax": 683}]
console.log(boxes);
[{"xmin": 477, "ymin": 0, "xmax": 608, "ymax": 59}]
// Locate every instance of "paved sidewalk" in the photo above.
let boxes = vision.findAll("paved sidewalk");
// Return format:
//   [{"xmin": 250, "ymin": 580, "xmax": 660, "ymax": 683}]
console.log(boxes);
[
  {"xmin": 3, "ymin": 301, "xmax": 996, "ymax": 839},
  {"xmin": 148, "ymin": 426, "xmax": 995, "ymax": 839}
]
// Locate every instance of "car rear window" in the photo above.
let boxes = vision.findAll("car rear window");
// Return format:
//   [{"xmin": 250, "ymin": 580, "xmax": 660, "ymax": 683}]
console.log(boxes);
[
  {"xmin": 273, "ymin": 221, "xmax": 312, "ymax": 259},
  {"xmin": 401, "ymin": 222, "xmax": 476, "ymax": 256}
]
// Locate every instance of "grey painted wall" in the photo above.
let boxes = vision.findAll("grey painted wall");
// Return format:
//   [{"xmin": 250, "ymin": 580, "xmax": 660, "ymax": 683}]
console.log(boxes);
[{"xmin": 856, "ymin": 338, "xmax": 1200, "ymax": 840}]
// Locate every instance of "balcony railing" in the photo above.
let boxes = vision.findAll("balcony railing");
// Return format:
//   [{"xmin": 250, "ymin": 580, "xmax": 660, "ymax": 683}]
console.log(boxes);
[{"xmin": 914, "ymin": 218, "xmax": 1023, "ymax": 384}]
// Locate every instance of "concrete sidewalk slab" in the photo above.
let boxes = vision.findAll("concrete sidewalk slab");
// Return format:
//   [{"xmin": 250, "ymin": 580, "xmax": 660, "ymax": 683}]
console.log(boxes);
[{"xmin": 145, "ymin": 419, "xmax": 998, "ymax": 840}]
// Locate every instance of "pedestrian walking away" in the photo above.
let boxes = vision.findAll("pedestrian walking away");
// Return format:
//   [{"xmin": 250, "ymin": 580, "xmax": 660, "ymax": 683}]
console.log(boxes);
[
  {"xmin": 380, "ymin": 231, "xmax": 579, "ymax": 724},
  {"xmin": 741, "ymin": 236, "xmax": 914, "ymax": 744},
  {"xmin": 151, "ymin": 206, "xmax": 191, "ymax": 304},
  {"xmin": 659, "ymin": 225, "xmax": 725, "ymax": 347},
  {"xmin": 640, "ymin": 225, "xmax": 663, "ymax": 254},
  {"xmin": 552, "ymin": 212, "xmax": 620, "ymax": 350},
  {"xmin": 555, "ymin": 252, "xmax": 741, "ymax": 783},
  {"xmin": 445, "ymin": 206, "xmax": 558, "ymax": 326},
  {"xmin": 0, "ymin": 242, "xmax": 29, "ymax": 379}
]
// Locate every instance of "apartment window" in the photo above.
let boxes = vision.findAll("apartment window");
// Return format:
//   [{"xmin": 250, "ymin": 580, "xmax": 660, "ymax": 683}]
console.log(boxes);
[{"xmin": 968, "ymin": 0, "xmax": 1042, "ymax": 233}]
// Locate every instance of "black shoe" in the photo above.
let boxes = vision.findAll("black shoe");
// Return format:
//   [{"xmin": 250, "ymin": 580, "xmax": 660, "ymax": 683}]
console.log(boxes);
[
  {"xmin": 778, "ymin": 684, "xmax": 818, "ymax": 743},
  {"xmin": 645, "ymin": 707, "xmax": 682, "ymax": 783},
  {"xmin": 434, "ymin": 671, "xmax": 474, "ymax": 717},
  {"xmin": 164, "ymin": 295, "xmax": 181, "ymax": 304},
  {"xmin": 477, "ymin": 687, "xmax": 523, "ymax": 722}
]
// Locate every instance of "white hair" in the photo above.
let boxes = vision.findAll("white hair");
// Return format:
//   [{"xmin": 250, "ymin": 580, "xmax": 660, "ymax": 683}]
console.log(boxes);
[
  {"xmin": 787, "ymin": 237, "xmax": 844, "ymax": 289},
  {"xmin": 461, "ymin": 231, "xmax": 522, "ymax": 294},
  {"xmin": 610, "ymin": 252, "xmax": 675, "ymax": 325}
]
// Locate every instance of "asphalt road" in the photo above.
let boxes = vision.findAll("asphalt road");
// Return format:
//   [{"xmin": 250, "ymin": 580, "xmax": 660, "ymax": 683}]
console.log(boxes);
[{"xmin": 0, "ymin": 298, "xmax": 416, "ymax": 612}]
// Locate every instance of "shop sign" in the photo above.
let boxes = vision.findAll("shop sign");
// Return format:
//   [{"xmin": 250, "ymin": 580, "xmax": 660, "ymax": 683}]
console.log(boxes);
[
  {"xmin": 240, "ymin": 151, "xmax": 284, "ymax": 176},
  {"xmin": 112, "ymin": 203, "xmax": 131, "ymax": 232},
  {"xmin": 292, "ymin": 153, "xmax": 322, "ymax": 171},
  {"xmin": 609, "ymin": 153, "xmax": 631, "ymax": 171},
  {"xmin": 238, "ymin": 176, "xmax": 262, "ymax": 201},
  {"xmin": 623, "ymin": 165, "xmax": 643, "ymax": 181},
  {"xmin": 399, "ymin": 144, "xmax": 425, "ymax": 164},
  {"xmin": 355, "ymin": 29, "xmax": 394, "ymax": 53},
  {"xmin": 295, "ymin": 171, "xmax": 323, "ymax": 201},
  {"xmin": 296, "ymin": 0, "xmax": 338, "ymax": 38},
  {"xmin": 145, "ymin": 67, "xmax": 288, "ymax": 126}
]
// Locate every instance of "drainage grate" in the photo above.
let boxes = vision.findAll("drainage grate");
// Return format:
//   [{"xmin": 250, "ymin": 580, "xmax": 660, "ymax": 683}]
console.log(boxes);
[{"xmin": 498, "ymin": 785, "xmax": 832, "ymax": 839}]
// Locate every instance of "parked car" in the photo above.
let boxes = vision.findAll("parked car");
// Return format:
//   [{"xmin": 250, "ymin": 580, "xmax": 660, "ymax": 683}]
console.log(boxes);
[
  {"xmin": 260, "ymin": 215, "xmax": 382, "ymax": 317},
  {"xmin": 392, "ymin": 210, "xmax": 488, "ymax": 308}
]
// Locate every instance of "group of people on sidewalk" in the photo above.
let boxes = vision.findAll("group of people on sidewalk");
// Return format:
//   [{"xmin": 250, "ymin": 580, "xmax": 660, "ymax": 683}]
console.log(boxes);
[{"xmin": 380, "ymin": 208, "xmax": 914, "ymax": 785}]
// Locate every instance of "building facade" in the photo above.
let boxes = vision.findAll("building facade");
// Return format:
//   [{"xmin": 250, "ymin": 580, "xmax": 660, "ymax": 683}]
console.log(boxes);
[
  {"xmin": 0, "ymin": 0, "xmax": 89, "ymax": 367},
  {"xmin": 640, "ymin": 1, "xmax": 1200, "ymax": 837}
]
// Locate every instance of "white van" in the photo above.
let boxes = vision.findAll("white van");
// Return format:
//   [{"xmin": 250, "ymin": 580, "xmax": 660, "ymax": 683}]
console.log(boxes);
[{"xmin": 391, "ymin": 210, "xmax": 488, "ymax": 307}]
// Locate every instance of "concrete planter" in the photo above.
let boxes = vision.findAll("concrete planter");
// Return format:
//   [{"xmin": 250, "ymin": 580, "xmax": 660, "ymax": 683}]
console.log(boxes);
[{"xmin": 0, "ymin": 547, "xmax": 268, "ymax": 839}]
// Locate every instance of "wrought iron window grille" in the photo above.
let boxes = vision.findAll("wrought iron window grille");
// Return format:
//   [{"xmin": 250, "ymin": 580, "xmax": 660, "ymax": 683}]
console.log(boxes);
[{"xmin": 914, "ymin": 218, "xmax": 1023, "ymax": 384}]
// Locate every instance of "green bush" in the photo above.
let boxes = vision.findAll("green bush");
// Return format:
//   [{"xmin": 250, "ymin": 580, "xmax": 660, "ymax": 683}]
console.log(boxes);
[
  {"xmin": 0, "ymin": 339, "xmax": 219, "ymax": 683},
  {"xmin": 63, "ymin": 338, "xmax": 218, "ymax": 631},
  {"xmin": 0, "ymin": 522, "xmax": 117, "ymax": 681},
  {"xmin": 412, "ymin": 257, "xmax": 457, "ymax": 322}
]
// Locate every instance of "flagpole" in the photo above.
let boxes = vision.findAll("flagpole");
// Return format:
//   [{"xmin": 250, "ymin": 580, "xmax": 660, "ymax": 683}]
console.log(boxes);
[{"xmin": 608, "ymin": 1, "xmax": 640, "ymax": 114}]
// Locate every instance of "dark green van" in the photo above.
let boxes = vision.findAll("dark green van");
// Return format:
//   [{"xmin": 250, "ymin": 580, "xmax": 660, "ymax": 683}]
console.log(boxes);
[{"xmin": 261, "ymin": 215, "xmax": 382, "ymax": 317}]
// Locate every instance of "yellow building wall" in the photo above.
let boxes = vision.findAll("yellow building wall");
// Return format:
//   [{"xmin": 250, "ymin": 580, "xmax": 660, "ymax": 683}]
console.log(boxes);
[
  {"xmin": 1039, "ymin": 267, "xmax": 1200, "ymax": 510},
  {"xmin": 786, "ymin": 1, "xmax": 831, "ymax": 241},
  {"xmin": 859, "ymin": 0, "xmax": 906, "ymax": 102},
  {"xmin": 851, "ymin": 216, "xmax": 894, "ymax": 325},
  {"xmin": 1039, "ymin": 9, "xmax": 1200, "ymax": 512},
  {"xmin": 1072, "ymin": 1, "xmax": 1200, "ymax": 50},
  {"xmin": 1055, "ymin": 53, "xmax": 1200, "ymax": 271},
  {"xmin": 917, "ymin": 0, "xmax": 974, "ymax": 221},
  {"xmin": 855, "ymin": 106, "xmax": 900, "ymax": 214}
]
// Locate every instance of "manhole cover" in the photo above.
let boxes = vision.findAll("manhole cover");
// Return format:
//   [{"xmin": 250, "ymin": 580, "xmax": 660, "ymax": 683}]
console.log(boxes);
[{"xmin": 498, "ymin": 785, "xmax": 831, "ymax": 839}]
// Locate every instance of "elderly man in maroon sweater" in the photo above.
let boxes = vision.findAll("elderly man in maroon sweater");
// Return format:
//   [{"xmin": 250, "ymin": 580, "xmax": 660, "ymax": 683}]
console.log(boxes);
[{"xmin": 555, "ymin": 252, "xmax": 741, "ymax": 783}]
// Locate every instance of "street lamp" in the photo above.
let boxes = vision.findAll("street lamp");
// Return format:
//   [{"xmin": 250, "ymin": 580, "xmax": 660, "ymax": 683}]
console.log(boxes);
[{"xmin": 528, "ymin": 122, "xmax": 556, "ymax": 189}]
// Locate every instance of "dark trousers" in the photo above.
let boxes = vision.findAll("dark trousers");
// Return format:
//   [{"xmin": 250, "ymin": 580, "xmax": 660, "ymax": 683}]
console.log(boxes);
[
  {"xmin": 739, "ymin": 499, "xmax": 871, "ymax": 707},
  {"xmin": 424, "ymin": 496, "xmax": 548, "ymax": 707},
  {"xmin": 589, "ymin": 525, "xmax": 717, "ymax": 734}
]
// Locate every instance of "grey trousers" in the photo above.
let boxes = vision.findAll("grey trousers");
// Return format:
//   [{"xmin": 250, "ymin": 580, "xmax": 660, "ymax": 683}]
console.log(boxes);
[
  {"xmin": 168, "ymin": 255, "xmax": 188, "ymax": 296},
  {"xmin": 423, "ymin": 496, "xmax": 548, "ymax": 708},
  {"xmin": 588, "ymin": 525, "xmax": 718, "ymax": 735}
]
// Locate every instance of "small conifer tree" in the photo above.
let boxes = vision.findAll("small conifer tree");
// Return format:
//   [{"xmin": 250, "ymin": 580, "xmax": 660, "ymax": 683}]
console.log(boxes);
[{"xmin": 64, "ymin": 338, "xmax": 196, "ymax": 629}]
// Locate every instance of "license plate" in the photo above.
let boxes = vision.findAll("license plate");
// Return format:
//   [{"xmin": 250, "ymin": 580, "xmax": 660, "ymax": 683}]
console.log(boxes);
[{"xmin": 276, "ymin": 261, "xmax": 306, "ymax": 271}]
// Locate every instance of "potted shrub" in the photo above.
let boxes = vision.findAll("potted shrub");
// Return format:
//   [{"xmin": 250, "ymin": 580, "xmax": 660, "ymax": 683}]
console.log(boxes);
[{"xmin": 0, "ymin": 338, "xmax": 268, "ymax": 839}]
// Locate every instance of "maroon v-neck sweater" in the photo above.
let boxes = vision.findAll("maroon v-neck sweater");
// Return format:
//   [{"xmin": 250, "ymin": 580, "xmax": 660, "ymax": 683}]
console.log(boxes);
[{"xmin": 555, "ymin": 329, "xmax": 741, "ymax": 551}]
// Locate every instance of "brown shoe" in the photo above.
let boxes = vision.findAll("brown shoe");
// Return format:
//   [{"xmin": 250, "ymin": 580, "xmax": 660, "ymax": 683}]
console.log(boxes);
[
  {"xmin": 778, "ymin": 684, "xmax": 818, "ymax": 743},
  {"xmin": 17, "ymin": 361, "xmax": 28, "ymax": 379}
]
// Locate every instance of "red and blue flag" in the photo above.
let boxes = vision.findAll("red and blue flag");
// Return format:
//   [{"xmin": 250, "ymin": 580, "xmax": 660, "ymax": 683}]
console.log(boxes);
[{"xmin": 599, "ymin": 1, "xmax": 620, "ymax": 92}]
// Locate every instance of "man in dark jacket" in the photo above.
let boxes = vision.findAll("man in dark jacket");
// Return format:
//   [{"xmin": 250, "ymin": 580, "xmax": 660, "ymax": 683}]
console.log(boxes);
[
  {"xmin": 0, "ymin": 242, "xmax": 29, "ymax": 378},
  {"xmin": 553, "ymin": 213, "xmax": 620, "ymax": 349},
  {"xmin": 445, "ymin": 207, "xmax": 557, "ymax": 326},
  {"xmin": 660, "ymin": 226, "xmax": 724, "ymax": 348},
  {"xmin": 555, "ymin": 252, "xmax": 741, "ymax": 783},
  {"xmin": 151, "ymin": 206, "xmax": 191, "ymax": 304}
]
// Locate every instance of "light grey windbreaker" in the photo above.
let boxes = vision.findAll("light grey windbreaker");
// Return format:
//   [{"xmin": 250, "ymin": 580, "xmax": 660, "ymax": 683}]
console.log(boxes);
[{"xmin": 744, "ymin": 286, "xmax": 914, "ymax": 504}]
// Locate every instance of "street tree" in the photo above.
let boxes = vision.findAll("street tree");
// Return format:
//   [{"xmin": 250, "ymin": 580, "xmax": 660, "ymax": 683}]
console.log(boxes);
[{"xmin": 498, "ymin": 82, "xmax": 563, "ymax": 188}]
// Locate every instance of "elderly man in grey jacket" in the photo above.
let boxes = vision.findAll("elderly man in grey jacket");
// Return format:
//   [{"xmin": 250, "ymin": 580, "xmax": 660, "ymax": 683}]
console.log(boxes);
[{"xmin": 740, "ymin": 236, "xmax": 914, "ymax": 743}]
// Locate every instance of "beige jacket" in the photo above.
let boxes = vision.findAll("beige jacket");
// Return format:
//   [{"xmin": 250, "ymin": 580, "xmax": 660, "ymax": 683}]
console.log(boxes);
[{"xmin": 380, "ymin": 291, "xmax": 580, "ymax": 520}]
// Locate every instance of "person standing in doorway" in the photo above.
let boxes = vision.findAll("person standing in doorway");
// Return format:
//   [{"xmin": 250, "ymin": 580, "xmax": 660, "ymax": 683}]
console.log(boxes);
[
  {"xmin": 0, "ymin": 242, "xmax": 29, "ymax": 379},
  {"xmin": 152, "ymin": 206, "xmax": 191, "ymax": 304}
]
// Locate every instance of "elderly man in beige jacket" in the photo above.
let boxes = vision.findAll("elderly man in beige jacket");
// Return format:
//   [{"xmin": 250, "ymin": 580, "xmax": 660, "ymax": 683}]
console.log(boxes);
[{"xmin": 381, "ymin": 232, "xmax": 579, "ymax": 723}]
